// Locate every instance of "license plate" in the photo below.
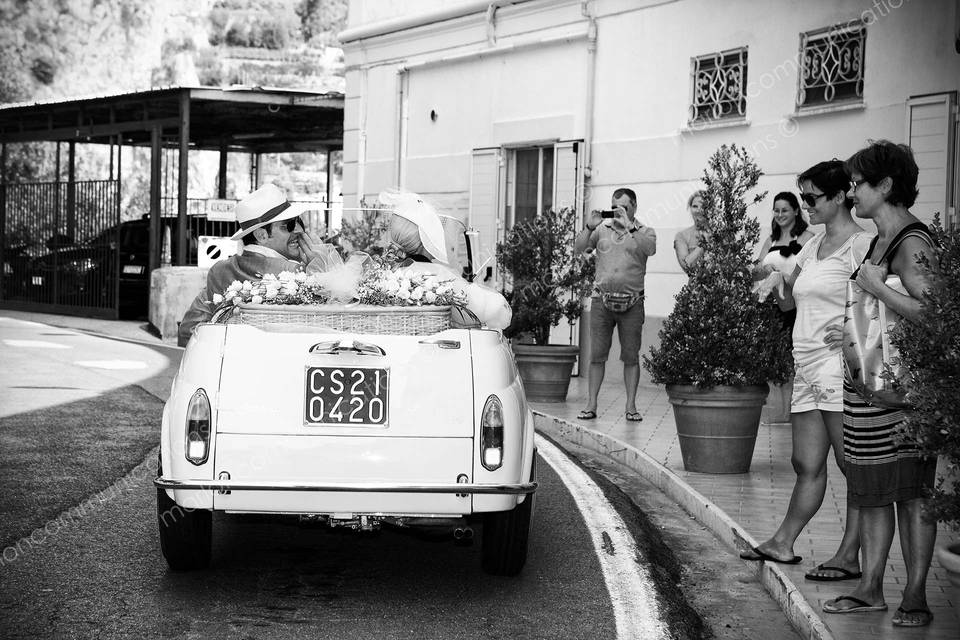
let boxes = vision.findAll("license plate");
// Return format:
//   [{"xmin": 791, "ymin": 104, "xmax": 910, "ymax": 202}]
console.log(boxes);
[
  {"xmin": 122, "ymin": 265, "xmax": 144, "ymax": 274},
  {"xmin": 304, "ymin": 366, "xmax": 389, "ymax": 426}
]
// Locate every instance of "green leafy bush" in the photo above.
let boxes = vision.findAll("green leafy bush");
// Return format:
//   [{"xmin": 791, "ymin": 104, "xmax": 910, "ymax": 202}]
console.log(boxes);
[
  {"xmin": 496, "ymin": 208, "xmax": 595, "ymax": 346},
  {"xmin": 338, "ymin": 205, "xmax": 389, "ymax": 255},
  {"xmin": 890, "ymin": 218, "xmax": 960, "ymax": 529},
  {"xmin": 644, "ymin": 144, "xmax": 793, "ymax": 387}
]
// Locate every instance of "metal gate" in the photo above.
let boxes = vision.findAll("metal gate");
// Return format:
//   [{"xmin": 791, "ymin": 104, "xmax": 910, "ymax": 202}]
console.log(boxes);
[{"xmin": 0, "ymin": 179, "xmax": 121, "ymax": 318}]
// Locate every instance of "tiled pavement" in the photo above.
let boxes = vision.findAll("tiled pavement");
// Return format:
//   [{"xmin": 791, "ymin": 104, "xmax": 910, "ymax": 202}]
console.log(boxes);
[{"xmin": 534, "ymin": 365, "xmax": 959, "ymax": 640}]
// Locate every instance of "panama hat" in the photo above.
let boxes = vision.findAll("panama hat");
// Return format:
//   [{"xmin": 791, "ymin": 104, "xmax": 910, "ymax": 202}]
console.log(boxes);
[
  {"xmin": 378, "ymin": 190, "xmax": 448, "ymax": 264},
  {"xmin": 229, "ymin": 184, "xmax": 308, "ymax": 241}
]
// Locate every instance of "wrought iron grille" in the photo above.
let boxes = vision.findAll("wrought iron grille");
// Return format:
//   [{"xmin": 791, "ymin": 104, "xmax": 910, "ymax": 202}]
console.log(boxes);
[
  {"xmin": 689, "ymin": 47, "xmax": 748, "ymax": 123},
  {"xmin": 1, "ymin": 180, "xmax": 120, "ymax": 316},
  {"xmin": 797, "ymin": 22, "xmax": 866, "ymax": 108}
]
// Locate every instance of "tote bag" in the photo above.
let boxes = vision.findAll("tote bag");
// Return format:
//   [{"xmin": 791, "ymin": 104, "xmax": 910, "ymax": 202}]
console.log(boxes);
[{"xmin": 841, "ymin": 228, "xmax": 932, "ymax": 409}]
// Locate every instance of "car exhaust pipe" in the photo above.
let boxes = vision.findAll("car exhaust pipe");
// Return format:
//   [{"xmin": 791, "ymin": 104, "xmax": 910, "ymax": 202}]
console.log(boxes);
[{"xmin": 453, "ymin": 526, "xmax": 474, "ymax": 541}]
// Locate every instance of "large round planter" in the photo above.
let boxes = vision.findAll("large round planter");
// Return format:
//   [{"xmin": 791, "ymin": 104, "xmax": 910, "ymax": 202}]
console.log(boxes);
[
  {"xmin": 936, "ymin": 543, "xmax": 960, "ymax": 621},
  {"xmin": 665, "ymin": 384, "xmax": 769, "ymax": 474},
  {"xmin": 512, "ymin": 344, "xmax": 579, "ymax": 403}
]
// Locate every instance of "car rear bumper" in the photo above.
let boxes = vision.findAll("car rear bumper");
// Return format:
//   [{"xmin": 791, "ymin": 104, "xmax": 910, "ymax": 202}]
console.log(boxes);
[{"xmin": 154, "ymin": 477, "xmax": 537, "ymax": 495}]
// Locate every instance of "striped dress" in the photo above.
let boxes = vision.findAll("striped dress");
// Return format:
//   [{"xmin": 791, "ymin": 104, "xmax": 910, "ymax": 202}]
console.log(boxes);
[{"xmin": 842, "ymin": 222, "xmax": 937, "ymax": 508}]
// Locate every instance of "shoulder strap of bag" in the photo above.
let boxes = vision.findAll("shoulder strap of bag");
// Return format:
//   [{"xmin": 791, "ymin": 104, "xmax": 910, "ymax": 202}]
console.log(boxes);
[
  {"xmin": 877, "ymin": 222, "xmax": 934, "ymax": 265},
  {"xmin": 851, "ymin": 234, "xmax": 879, "ymax": 277}
]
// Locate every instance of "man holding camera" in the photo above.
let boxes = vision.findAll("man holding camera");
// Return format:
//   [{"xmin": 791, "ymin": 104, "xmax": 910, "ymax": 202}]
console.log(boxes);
[{"xmin": 573, "ymin": 187, "xmax": 657, "ymax": 422}]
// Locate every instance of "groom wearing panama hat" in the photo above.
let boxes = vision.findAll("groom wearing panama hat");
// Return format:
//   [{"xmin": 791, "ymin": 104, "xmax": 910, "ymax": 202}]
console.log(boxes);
[{"xmin": 178, "ymin": 184, "xmax": 334, "ymax": 346}]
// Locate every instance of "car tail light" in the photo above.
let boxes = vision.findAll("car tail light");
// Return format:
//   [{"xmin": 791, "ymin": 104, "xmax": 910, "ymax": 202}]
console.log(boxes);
[
  {"xmin": 185, "ymin": 389, "xmax": 211, "ymax": 465},
  {"xmin": 480, "ymin": 395, "xmax": 504, "ymax": 471}
]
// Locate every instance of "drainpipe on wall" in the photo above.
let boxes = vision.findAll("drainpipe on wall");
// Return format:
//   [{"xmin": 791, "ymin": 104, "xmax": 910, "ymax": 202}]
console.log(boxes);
[
  {"xmin": 357, "ymin": 67, "xmax": 368, "ymax": 205},
  {"xmin": 581, "ymin": 1, "xmax": 597, "ymax": 216},
  {"xmin": 578, "ymin": 1, "xmax": 599, "ymax": 372},
  {"xmin": 396, "ymin": 68, "xmax": 409, "ymax": 189},
  {"xmin": 486, "ymin": 3, "xmax": 498, "ymax": 45}
]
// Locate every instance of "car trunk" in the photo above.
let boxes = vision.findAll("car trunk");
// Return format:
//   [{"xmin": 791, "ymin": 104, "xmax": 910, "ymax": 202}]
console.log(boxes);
[
  {"xmin": 212, "ymin": 325, "xmax": 476, "ymax": 515},
  {"xmin": 216, "ymin": 325, "xmax": 475, "ymax": 438}
]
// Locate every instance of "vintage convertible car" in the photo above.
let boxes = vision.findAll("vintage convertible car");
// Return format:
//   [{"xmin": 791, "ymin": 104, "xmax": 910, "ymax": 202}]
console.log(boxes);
[{"xmin": 155, "ymin": 228, "xmax": 536, "ymax": 576}]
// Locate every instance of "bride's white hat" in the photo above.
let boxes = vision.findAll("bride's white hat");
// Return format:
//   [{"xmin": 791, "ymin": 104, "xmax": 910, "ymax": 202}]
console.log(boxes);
[{"xmin": 378, "ymin": 190, "xmax": 448, "ymax": 264}]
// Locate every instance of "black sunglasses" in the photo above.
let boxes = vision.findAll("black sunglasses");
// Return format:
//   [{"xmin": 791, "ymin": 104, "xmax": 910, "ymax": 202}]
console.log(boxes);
[
  {"xmin": 281, "ymin": 217, "xmax": 304, "ymax": 233},
  {"xmin": 799, "ymin": 192, "xmax": 829, "ymax": 207}
]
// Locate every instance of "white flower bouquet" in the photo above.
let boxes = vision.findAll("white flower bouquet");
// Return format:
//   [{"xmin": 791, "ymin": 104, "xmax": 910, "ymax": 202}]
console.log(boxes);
[
  {"xmin": 210, "ymin": 259, "xmax": 467, "ymax": 323},
  {"xmin": 356, "ymin": 266, "xmax": 468, "ymax": 307}
]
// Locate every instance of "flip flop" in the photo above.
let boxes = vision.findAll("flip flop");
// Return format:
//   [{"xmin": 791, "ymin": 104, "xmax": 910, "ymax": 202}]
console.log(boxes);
[
  {"xmin": 804, "ymin": 564, "xmax": 862, "ymax": 581},
  {"xmin": 576, "ymin": 410, "xmax": 597, "ymax": 420},
  {"xmin": 625, "ymin": 411, "xmax": 643, "ymax": 422},
  {"xmin": 822, "ymin": 595, "xmax": 888, "ymax": 614},
  {"xmin": 891, "ymin": 607, "xmax": 933, "ymax": 627},
  {"xmin": 739, "ymin": 546, "xmax": 802, "ymax": 564}
]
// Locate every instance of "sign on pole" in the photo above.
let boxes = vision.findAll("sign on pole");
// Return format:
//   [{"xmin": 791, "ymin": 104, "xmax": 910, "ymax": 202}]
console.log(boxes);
[{"xmin": 206, "ymin": 199, "xmax": 237, "ymax": 222}]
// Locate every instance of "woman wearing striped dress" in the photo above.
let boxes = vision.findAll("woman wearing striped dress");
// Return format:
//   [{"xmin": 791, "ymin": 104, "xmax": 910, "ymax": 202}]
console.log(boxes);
[{"xmin": 821, "ymin": 141, "xmax": 938, "ymax": 628}]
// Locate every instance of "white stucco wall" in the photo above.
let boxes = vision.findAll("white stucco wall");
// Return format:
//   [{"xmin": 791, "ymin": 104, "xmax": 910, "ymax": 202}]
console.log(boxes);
[{"xmin": 342, "ymin": 0, "xmax": 960, "ymax": 317}]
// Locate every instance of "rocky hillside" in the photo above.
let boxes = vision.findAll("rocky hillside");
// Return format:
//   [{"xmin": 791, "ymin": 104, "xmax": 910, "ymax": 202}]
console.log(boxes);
[{"xmin": 1, "ymin": 0, "xmax": 347, "ymax": 198}]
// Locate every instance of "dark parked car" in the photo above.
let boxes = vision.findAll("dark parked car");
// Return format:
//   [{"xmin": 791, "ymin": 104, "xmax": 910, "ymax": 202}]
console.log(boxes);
[
  {"xmin": 27, "ymin": 219, "xmax": 150, "ymax": 317},
  {"xmin": 1, "ymin": 242, "xmax": 32, "ymax": 301}
]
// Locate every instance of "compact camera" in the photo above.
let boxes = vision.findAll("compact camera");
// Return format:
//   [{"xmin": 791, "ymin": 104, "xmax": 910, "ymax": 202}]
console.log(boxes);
[{"xmin": 599, "ymin": 209, "xmax": 618, "ymax": 219}]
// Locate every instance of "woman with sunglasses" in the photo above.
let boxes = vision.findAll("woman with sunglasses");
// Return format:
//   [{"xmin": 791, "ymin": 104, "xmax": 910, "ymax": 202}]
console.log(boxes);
[
  {"xmin": 745, "ymin": 161, "xmax": 871, "ymax": 587},
  {"xmin": 819, "ymin": 141, "xmax": 938, "ymax": 627}
]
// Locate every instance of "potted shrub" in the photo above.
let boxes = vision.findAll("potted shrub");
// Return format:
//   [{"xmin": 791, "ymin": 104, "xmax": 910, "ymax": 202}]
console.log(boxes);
[
  {"xmin": 643, "ymin": 144, "xmax": 793, "ymax": 473},
  {"xmin": 888, "ymin": 217, "xmax": 960, "ymax": 610},
  {"xmin": 497, "ymin": 207, "xmax": 595, "ymax": 402}
]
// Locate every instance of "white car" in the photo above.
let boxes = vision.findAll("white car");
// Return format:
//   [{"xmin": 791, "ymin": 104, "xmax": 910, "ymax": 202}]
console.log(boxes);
[{"xmin": 155, "ymin": 237, "xmax": 536, "ymax": 576}]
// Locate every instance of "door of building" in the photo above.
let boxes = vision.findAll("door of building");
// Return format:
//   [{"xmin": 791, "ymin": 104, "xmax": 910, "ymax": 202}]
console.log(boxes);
[{"xmin": 906, "ymin": 92, "xmax": 958, "ymax": 228}]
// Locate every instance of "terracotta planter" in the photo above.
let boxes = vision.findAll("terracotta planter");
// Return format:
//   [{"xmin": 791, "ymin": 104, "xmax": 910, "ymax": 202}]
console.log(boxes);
[
  {"xmin": 512, "ymin": 344, "xmax": 579, "ymax": 403},
  {"xmin": 665, "ymin": 384, "xmax": 769, "ymax": 474},
  {"xmin": 936, "ymin": 543, "xmax": 960, "ymax": 621}
]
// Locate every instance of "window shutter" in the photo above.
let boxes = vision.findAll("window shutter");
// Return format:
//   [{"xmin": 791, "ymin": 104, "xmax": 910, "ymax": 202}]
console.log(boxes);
[
  {"xmin": 907, "ymin": 93, "xmax": 957, "ymax": 228},
  {"xmin": 469, "ymin": 148, "xmax": 503, "ymax": 285},
  {"xmin": 553, "ymin": 140, "xmax": 583, "ymax": 219}
]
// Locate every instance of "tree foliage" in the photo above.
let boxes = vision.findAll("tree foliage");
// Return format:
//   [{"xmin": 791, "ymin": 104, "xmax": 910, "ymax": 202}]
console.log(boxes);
[
  {"xmin": 890, "ymin": 217, "xmax": 960, "ymax": 529},
  {"xmin": 338, "ymin": 207, "xmax": 388, "ymax": 256},
  {"xmin": 496, "ymin": 208, "xmax": 595, "ymax": 346},
  {"xmin": 644, "ymin": 144, "xmax": 793, "ymax": 387}
]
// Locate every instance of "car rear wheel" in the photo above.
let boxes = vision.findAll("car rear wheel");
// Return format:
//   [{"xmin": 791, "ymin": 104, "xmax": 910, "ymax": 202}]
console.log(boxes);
[
  {"xmin": 157, "ymin": 456, "xmax": 212, "ymax": 571},
  {"xmin": 481, "ymin": 455, "xmax": 535, "ymax": 576}
]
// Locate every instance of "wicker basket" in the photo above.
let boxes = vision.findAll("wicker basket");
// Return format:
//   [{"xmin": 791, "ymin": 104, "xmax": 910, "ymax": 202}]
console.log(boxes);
[{"xmin": 227, "ymin": 303, "xmax": 451, "ymax": 335}]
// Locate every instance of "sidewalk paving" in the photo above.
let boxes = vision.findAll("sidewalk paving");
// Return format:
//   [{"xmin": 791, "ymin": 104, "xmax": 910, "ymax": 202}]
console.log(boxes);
[
  {"xmin": 534, "ymin": 369, "xmax": 959, "ymax": 640},
  {"xmin": 4, "ymin": 309, "xmax": 957, "ymax": 639}
]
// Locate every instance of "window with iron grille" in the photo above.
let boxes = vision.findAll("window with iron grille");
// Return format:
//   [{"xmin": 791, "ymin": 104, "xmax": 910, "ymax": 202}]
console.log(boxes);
[
  {"xmin": 797, "ymin": 21, "xmax": 866, "ymax": 108},
  {"xmin": 689, "ymin": 47, "xmax": 748, "ymax": 123}
]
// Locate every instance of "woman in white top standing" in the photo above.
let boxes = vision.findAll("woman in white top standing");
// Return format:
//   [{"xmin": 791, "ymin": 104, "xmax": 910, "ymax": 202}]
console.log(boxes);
[
  {"xmin": 756, "ymin": 192, "xmax": 815, "ymax": 424},
  {"xmin": 742, "ymin": 161, "xmax": 870, "ymax": 581}
]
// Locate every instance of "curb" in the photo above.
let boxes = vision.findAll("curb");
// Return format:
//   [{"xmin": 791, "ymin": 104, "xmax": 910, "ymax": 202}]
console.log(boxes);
[{"xmin": 533, "ymin": 411, "xmax": 835, "ymax": 640}]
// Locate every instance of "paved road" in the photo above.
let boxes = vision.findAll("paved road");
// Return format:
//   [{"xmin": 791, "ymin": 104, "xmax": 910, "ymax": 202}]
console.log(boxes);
[{"xmin": 0, "ymin": 316, "xmax": 703, "ymax": 639}]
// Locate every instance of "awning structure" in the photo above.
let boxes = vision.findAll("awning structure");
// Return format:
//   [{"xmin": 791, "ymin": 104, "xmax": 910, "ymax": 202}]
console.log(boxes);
[
  {"xmin": 0, "ymin": 86, "xmax": 344, "ymax": 153},
  {"xmin": 0, "ymin": 86, "xmax": 344, "ymax": 319}
]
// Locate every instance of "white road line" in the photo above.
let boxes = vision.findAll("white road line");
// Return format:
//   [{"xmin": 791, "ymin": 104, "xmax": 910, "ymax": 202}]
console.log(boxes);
[
  {"xmin": 536, "ymin": 434, "xmax": 667, "ymax": 640},
  {"xmin": 3, "ymin": 339, "xmax": 71, "ymax": 349},
  {"xmin": 74, "ymin": 360, "xmax": 148, "ymax": 370}
]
